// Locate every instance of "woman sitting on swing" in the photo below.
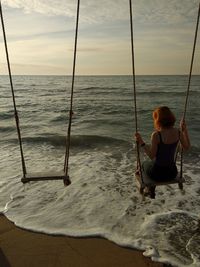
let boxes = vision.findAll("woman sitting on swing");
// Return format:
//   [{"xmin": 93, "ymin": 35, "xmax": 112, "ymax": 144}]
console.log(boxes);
[{"xmin": 135, "ymin": 106, "xmax": 190, "ymax": 197}]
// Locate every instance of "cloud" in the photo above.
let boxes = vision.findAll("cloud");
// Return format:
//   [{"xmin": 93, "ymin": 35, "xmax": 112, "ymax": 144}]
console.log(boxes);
[
  {"xmin": 132, "ymin": 0, "xmax": 199, "ymax": 25},
  {"xmin": 1, "ymin": 0, "xmax": 199, "ymax": 25},
  {"xmin": 1, "ymin": 0, "xmax": 79, "ymax": 18},
  {"xmin": 1, "ymin": 0, "xmax": 199, "ymax": 75}
]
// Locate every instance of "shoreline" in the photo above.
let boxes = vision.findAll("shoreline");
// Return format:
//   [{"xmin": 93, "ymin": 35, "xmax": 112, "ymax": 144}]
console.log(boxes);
[{"xmin": 0, "ymin": 214, "xmax": 165, "ymax": 267}]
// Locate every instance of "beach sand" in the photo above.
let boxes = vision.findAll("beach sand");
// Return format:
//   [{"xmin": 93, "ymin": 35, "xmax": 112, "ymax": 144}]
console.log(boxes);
[{"xmin": 0, "ymin": 214, "xmax": 164, "ymax": 267}]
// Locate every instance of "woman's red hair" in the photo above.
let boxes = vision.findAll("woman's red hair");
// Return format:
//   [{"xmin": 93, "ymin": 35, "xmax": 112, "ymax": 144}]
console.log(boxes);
[{"xmin": 153, "ymin": 106, "xmax": 176, "ymax": 130}]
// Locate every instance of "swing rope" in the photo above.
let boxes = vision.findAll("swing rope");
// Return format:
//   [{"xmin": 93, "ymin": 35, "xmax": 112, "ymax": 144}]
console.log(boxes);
[
  {"xmin": 180, "ymin": 2, "xmax": 200, "ymax": 179},
  {"xmin": 0, "ymin": 0, "xmax": 27, "ymax": 178},
  {"xmin": 129, "ymin": 0, "xmax": 143, "ymax": 184},
  {"xmin": 64, "ymin": 0, "xmax": 80, "ymax": 178}
]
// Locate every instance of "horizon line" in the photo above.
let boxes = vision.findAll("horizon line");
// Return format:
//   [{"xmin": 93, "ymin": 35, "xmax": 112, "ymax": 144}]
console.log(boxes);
[{"xmin": 0, "ymin": 74, "xmax": 200, "ymax": 76}]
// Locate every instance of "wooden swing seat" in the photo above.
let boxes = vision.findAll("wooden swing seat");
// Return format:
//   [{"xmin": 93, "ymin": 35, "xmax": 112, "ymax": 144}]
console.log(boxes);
[
  {"xmin": 135, "ymin": 171, "xmax": 185, "ymax": 192},
  {"xmin": 21, "ymin": 171, "xmax": 69, "ymax": 184},
  {"xmin": 135, "ymin": 171, "xmax": 185, "ymax": 186}
]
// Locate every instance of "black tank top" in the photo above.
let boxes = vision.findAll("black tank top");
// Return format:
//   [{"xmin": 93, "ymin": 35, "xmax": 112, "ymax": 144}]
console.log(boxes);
[{"xmin": 155, "ymin": 131, "xmax": 179, "ymax": 167}]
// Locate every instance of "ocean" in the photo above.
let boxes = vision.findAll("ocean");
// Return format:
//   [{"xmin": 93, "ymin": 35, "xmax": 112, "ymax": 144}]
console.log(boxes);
[{"xmin": 0, "ymin": 75, "xmax": 200, "ymax": 267}]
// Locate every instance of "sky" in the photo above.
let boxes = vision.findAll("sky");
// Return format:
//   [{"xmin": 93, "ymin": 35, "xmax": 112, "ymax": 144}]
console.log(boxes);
[{"xmin": 0, "ymin": 0, "xmax": 200, "ymax": 75}]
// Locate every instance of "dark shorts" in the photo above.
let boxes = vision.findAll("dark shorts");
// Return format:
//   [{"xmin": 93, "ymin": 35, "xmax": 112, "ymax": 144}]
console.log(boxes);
[{"xmin": 142, "ymin": 160, "xmax": 178, "ymax": 182}]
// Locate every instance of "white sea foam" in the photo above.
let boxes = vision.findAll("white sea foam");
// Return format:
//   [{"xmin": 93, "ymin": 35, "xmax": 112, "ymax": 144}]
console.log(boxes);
[{"xmin": 1, "ymin": 146, "xmax": 200, "ymax": 267}]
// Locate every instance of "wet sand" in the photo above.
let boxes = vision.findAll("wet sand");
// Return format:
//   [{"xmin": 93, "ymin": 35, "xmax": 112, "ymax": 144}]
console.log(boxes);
[{"xmin": 0, "ymin": 214, "xmax": 164, "ymax": 267}]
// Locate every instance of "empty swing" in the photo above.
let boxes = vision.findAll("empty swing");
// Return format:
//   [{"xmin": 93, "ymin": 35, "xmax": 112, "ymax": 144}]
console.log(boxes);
[
  {"xmin": 129, "ymin": 0, "xmax": 200, "ymax": 198},
  {"xmin": 0, "ymin": 0, "xmax": 80, "ymax": 185}
]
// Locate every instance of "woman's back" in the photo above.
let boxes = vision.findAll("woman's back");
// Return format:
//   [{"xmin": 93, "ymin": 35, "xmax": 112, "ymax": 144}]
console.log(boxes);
[{"xmin": 158, "ymin": 127, "xmax": 179, "ymax": 144}]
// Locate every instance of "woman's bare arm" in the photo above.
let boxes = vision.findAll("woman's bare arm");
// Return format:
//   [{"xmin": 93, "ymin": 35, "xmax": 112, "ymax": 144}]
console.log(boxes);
[{"xmin": 135, "ymin": 131, "xmax": 158, "ymax": 160}]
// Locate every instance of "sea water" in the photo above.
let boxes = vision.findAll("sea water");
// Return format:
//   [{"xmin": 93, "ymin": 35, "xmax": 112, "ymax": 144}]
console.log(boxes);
[{"xmin": 0, "ymin": 75, "xmax": 200, "ymax": 267}]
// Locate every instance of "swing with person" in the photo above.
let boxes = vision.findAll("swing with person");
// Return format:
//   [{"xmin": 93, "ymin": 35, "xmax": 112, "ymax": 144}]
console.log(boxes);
[{"xmin": 129, "ymin": 1, "xmax": 200, "ymax": 198}]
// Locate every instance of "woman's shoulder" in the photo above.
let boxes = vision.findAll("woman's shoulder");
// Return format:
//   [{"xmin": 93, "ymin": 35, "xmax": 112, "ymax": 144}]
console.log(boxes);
[
  {"xmin": 151, "ymin": 130, "xmax": 158, "ymax": 135},
  {"xmin": 151, "ymin": 131, "xmax": 160, "ymax": 142}
]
